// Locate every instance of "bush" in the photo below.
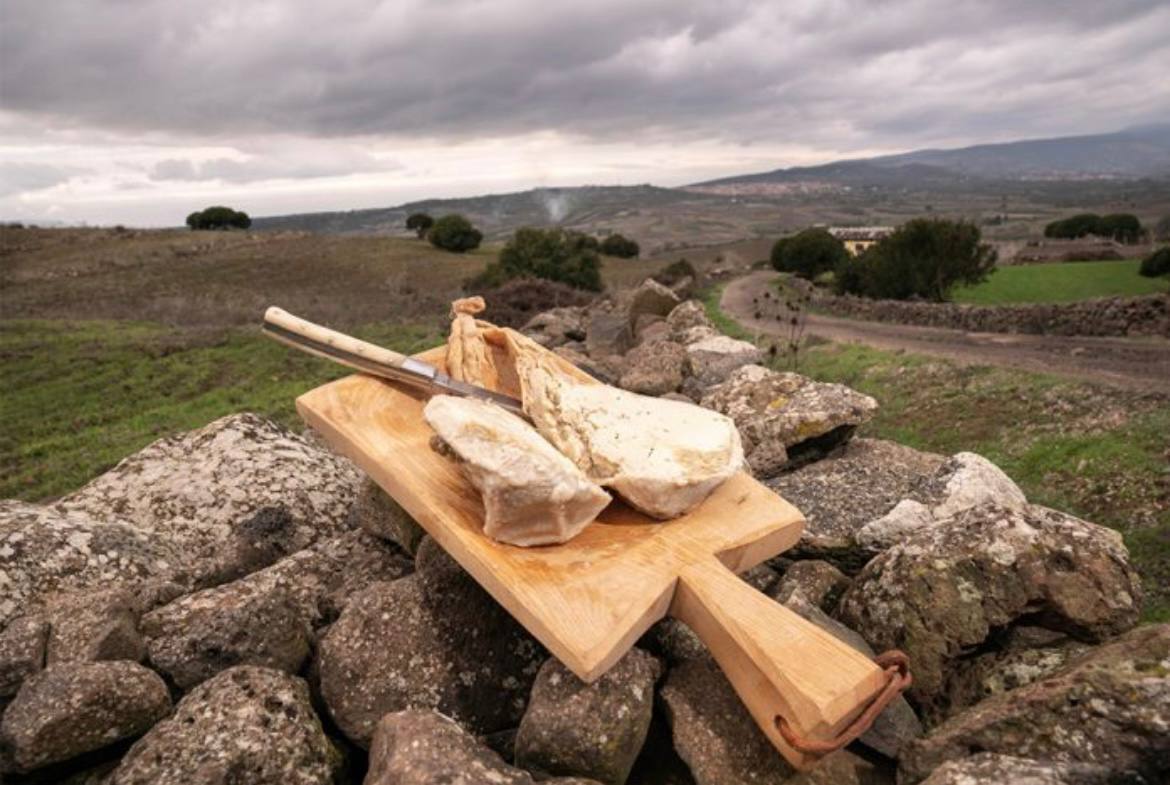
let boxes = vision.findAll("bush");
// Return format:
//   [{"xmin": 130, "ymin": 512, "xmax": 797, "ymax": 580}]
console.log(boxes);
[
  {"xmin": 771, "ymin": 228, "xmax": 848, "ymax": 280},
  {"xmin": 835, "ymin": 218, "xmax": 996, "ymax": 301},
  {"xmin": 405, "ymin": 212, "xmax": 433, "ymax": 238},
  {"xmin": 428, "ymin": 214, "xmax": 482, "ymax": 253},
  {"xmin": 600, "ymin": 233, "xmax": 640, "ymax": 258},
  {"xmin": 1139, "ymin": 247, "xmax": 1170, "ymax": 278},
  {"xmin": 466, "ymin": 227, "xmax": 602, "ymax": 292},
  {"xmin": 652, "ymin": 258, "xmax": 697, "ymax": 288},
  {"xmin": 477, "ymin": 277, "xmax": 596, "ymax": 328},
  {"xmin": 186, "ymin": 206, "xmax": 251, "ymax": 230},
  {"xmin": 1044, "ymin": 212, "xmax": 1144, "ymax": 243}
]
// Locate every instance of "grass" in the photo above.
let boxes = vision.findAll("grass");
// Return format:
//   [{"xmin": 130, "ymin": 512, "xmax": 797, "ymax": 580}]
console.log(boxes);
[
  {"xmin": 705, "ymin": 287, "xmax": 1170, "ymax": 622},
  {"xmin": 952, "ymin": 259, "xmax": 1167, "ymax": 304}
]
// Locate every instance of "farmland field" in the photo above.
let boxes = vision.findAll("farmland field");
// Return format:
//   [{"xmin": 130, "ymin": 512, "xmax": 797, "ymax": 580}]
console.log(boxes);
[{"xmin": 952, "ymin": 258, "xmax": 1167, "ymax": 304}]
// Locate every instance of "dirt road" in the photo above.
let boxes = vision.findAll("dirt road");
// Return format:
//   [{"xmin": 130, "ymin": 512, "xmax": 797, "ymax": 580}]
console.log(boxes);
[{"xmin": 721, "ymin": 271, "xmax": 1170, "ymax": 392}]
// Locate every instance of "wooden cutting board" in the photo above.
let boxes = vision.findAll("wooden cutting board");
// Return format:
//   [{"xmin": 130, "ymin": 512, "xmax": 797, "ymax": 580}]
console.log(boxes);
[{"xmin": 296, "ymin": 344, "xmax": 887, "ymax": 769}]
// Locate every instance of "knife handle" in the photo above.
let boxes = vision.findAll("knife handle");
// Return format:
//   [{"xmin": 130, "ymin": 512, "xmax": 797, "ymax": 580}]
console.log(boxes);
[{"xmin": 263, "ymin": 307, "xmax": 427, "ymax": 384}]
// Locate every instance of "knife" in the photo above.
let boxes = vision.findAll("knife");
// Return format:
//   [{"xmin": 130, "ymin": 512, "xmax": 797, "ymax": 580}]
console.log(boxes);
[{"xmin": 262, "ymin": 307, "xmax": 529, "ymax": 420}]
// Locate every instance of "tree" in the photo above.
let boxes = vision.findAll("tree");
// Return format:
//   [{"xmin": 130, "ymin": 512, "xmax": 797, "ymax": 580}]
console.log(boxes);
[
  {"xmin": 771, "ymin": 228, "xmax": 848, "ymax": 280},
  {"xmin": 600, "ymin": 233, "xmax": 640, "ymax": 258},
  {"xmin": 835, "ymin": 218, "xmax": 996, "ymax": 302},
  {"xmin": 405, "ymin": 212, "xmax": 433, "ymax": 239},
  {"xmin": 1096, "ymin": 213, "xmax": 1143, "ymax": 244},
  {"xmin": 1139, "ymin": 247, "xmax": 1170, "ymax": 278},
  {"xmin": 186, "ymin": 206, "xmax": 251, "ymax": 230},
  {"xmin": 1044, "ymin": 213, "xmax": 1101, "ymax": 240},
  {"xmin": 467, "ymin": 227, "xmax": 603, "ymax": 292},
  {"xmin": 428, "ymin": 214, "xmax": 482, "ymax": 253}
]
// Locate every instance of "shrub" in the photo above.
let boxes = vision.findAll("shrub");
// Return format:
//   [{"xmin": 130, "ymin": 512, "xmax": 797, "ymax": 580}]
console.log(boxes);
[
  {"xmin": 186, "ymin": 206, "xmax": 251, "ymax": 230},
  {"xmin": 771, "ymin": 228, "xmax": 848, "ymax": 280},
  {"xmin": 652, "ymin": 258, "xmax": 697, "ymax": 287},
  {"xmin": 1139, "ymin": 247, "xmax": 1170, "ymax": 278},
  {"xmin": 466, "ymin": 227, "xmax": 602, "ymax": 292},
  {"xmin": 835, "ymin": 218, "xmax": 996, "ymax": 302},
  {"xmin": 428, "ymin": 214, "xmax": 482, "ymax": 253},
  {"xmin": 1044, "ymin": 212, "xmax": 1144, "ymax": 243},
  {"xmin": 477, "ymin": 277, "xmax": 596, "ymax": 328},
  {"xmin": 600, "ymin": 233, "xmax": 640, "ymax": 258},
  {"xmin": 405, "ymin": 212, "xmax": 433, "ymax": 238}
]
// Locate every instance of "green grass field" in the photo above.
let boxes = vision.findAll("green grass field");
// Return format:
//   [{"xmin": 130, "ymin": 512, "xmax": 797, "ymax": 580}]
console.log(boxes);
[{"xmin": 952, "ymin": 259, "xmax": 1167, "ymax": 304}]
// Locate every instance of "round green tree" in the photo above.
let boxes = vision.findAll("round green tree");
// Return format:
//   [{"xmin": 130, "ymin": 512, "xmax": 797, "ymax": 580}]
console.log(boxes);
[
  {"xmin": 467, "ymin": 227, "xmax": 602, "ymax": 291},
  {"xmin": 428, "ymin": 214, "xmax": 483, "ymax": 253},
  {"xmin": 405, "ymin": 212, "xmax": 433, "ymax": 238},
  {"xmin": 600, "ymin": 233, "xmax": 640, "ymax": 258},
  {"xmin": 186, "ymin": 206, "xmax": 251, "ymax": 230},
  {"xmin": 771, "ymin": 228, "xmax": 848, "ymax": 280}
]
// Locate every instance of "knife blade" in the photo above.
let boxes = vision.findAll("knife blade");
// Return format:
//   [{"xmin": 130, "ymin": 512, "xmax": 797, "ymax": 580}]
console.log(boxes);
[{"xmin": 262, "ymin": 307, "xmax": 529, "ymax": 420}]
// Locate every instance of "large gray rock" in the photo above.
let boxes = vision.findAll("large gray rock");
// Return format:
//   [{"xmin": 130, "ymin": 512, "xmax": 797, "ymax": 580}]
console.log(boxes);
[
  {"xmin": 586, "ymin": 309, "xmax": 634, "ymax": 358},
  {"xmin": 618, "ymin": 340, "xmax": 689, "ymax": 396},
  {"xmin": 1, "ymin": 660, "xmax": 170, "ymax": 772},
  {"xmin": 701, "ymin": 365, "xmax": 876, "ymax": 478},
  {"xmin": 515, "ymin": 648, "xmax": 661, "ymax": 785},
  {"xmin": 43, "ymin": 587, "xmax": 145, "ymax": 664},
  {"xmin": 347, "ymin": 477, "xmax": 425, "ymax": 555},
  {"xmin": 366, "ymin": 709, "xmax": 600, "ymax": 785},
  {"xmin": 686, "ymin": 337, "xmax": 763, "ymax": 389},
  {"xmin": 0, "ymin": 500, "xmax": 180, "ymax": 628},
  {"xmin": 111, "ymin": 665, "xmax": 341, "ymax": 785},
  {"xmin": 769, "ymin": 561, "xmax": 850, "ymax": 613},
  {"xmin": 666, "ymin": 300, "xmax": 715, "ymax": 341},
  {"xmin": 765, "ymin": 439, "xmax": 947, "ymax": 569},
  {"xmin": 627, "ymin": 279, "xmax": 682, "ymax": 327},
  {"xmin": 838, "ymin": 504, "xmax": 1144, "ymax": 721},
  {"xmin": 317, "ymin": 542, "xmax": 545, "ymax": 746},
  {"xmin": 522, "ymin": 306, "xmax": 588, "ymax": 349},
  {"xmin": 899, "ymin": 624, "xmax": 1170, "ymax": 784},
  {"xmin": 0, "ymin": 616, "xmax": 48, "ymax": 697},
  {"xmin": 918, "ymin": 753, "xmax": 1114, "ymax": 785},
  {"xmin": 60, "ymin": 413, "xmax": 362, "ymax": 583}
]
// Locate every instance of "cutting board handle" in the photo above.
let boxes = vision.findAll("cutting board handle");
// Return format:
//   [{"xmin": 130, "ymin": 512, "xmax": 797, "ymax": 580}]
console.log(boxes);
[{"xmin": 670, "ymin": 555, "xmax": 889, "ymax": 768}]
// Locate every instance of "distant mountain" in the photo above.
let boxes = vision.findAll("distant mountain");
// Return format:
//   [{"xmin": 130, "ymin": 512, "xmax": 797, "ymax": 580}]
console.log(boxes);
[{"xmin": 690, "ymin": 126, "xmax": 1170, "ymax": 193}]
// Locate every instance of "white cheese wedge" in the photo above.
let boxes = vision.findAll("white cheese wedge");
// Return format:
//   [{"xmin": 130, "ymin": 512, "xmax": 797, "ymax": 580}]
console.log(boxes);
[{"xmin": 423, "ymin": 395, "xmax": 612, "ymax": 547}]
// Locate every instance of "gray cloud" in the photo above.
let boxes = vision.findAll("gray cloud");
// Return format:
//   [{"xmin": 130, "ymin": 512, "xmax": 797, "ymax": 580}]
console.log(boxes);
[
  {"xmin": 0, "ymin": 162, "xmax": 84, "ymax": 196},
  {"xmin": 148, "ymin": 149, "xmax": 400, "ymax": 182},
  {"xmin": 2, "ymin": 0, "xmax": 1168, "ymax": 152}
]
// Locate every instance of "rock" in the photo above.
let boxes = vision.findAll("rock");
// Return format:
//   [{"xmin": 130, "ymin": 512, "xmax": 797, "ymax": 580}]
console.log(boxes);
[
  {"xmin": 521, "ymin": 306, "xmax": 588, "ymax": 348},
  {"xmin": 60, "ymin": 413, "xmax": 362, "ymax": 583},
  {"xmin": 636, "ymin": 319, "xmax": 671, "ymax": 346},
  {"xmin": 0, "ymin": 500, "xmax": 181, "ymax": 628},
  {"xmin": 666, "ymin": 301, "xmax": 714, "ymax": 340},
  {"xmin": 207, "ymin": 504, "xmax": 301, "ymax": 583},
  {"xmin": 111, "ymin": 665, "xmax": 341, "ymax": 785},
  {"xmin": 765, "ymin": 439, "xmax": 947, "ymax": 569},
  {"xmin": 701, "ymin": 365, "xmax": 876, "ymax": 478},
  {"xmin": 917, "ymin": 753, "xmax": 1114, "ymax": 785},
  {"xmin": 899, "ymin": 624, "xmax": 1170, "ymax": 784},
  {"xmin": 741, "ymin": 564, "xmax": 781, "ymax": 595},
  {"xmin": 317, "ymin": 543, "xmax": 545, "ymax": 746},
  {"xmin": 141, "ymin": 580, "xmax": 310, "ymax": 689},
  {"xmin": 515, "ymin": 648, "xmax": 661, "ymax": 785},
  {"xmin": 554, "ymin": 345, "xmax": 621, "ymax": 385},
  {"xmin": 686, "ymin": 337, "xmax": 763, "ymax": 389},
  {"xmin": 347, "ymin": 477, "xmax": 425, "ymax": 555},
  {"xmin": 770, "ymin": 561, "xmax": 850, "ymax": 613},
  {"xmin": 618, "ymin": 340, "xmax": 689, "ymax": 396},
  {"xmin": 1, "ymin": 661, "xmax": 170, "ymax": 772},
  {"xmin": 365, "ymin": 709, "xmax": 599, "ymax": 785},
  {"xmin": 43, "ymin": 587, "xmax": 145, "ymax": 665},
  {"xmin": 628, "ymin": 279, "xmax": 682, "ymax": 327},
  {"xmin": 640, "ymin": 618, "xmax": 707, "ymax": 665},
  {"xmin": 838, "ymin": 504, "xmax": 1144, "ymax": 720},
  {"xmin": 586, "ymin": 310, "xmax": 634, "ymax": 358},
  {"xmin": 0, "ymin": 616, "xmax": 49, "ymax": 697},
  {"xmin": 856, "ymin": 453, "xmax": 1026, "ymax": 551}
]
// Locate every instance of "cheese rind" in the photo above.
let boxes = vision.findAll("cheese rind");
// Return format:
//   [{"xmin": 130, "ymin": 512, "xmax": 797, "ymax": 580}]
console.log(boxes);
[{"xmin": 423, "ymin": 395, "xmax": 612, "ymax": 546}]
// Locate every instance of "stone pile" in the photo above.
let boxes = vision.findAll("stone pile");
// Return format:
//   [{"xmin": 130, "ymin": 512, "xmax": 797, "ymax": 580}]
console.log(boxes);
[{"xmin": 0, "ymin": 280, "xmax": 1164, "ymax": 784}]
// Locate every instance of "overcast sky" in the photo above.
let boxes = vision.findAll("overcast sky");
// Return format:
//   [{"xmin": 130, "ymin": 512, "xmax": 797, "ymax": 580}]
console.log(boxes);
[{"xmin": 2, "ymin": 0, "xmax": 1168, "ymax": 226}]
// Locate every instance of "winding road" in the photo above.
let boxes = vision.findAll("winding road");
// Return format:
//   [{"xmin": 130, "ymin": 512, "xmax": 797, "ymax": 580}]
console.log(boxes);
[{"xmin": 721, "ymin": 271, "xmax": 1170, "ymax": 392}]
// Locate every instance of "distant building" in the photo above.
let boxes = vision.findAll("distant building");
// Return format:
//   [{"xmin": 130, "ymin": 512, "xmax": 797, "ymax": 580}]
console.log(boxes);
[{"xmin": 829, "ymin": 226, "xmax": 894, "ymax": 256}]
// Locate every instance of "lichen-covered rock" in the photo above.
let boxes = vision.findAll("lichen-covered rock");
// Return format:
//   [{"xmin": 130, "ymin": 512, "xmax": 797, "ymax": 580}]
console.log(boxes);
[
  {"xmin": 618, "ymin": 340, "xmax": 689, "ymax": 396},
  {"xmin": 0, "ymin": 616, "xmax": 48, "ymax": 697},
  {"xmin": 917, "ymin": 753, "xmax": 1114, "ymax": 785},
  {"xmin": 770, "ymin": 560, "xmax": 851, "ymax": 613},
  {"xmin": 640, "ymin": 618, "xmax": 707, "ymax": 665},
  {"xmin": 0, "ymin": 500, "xmax": 180, "ymax": 628},
  {"xmin": 701, "ymin": 365, "xmax": 876, "ymax": 478},
  {"xmin": 521, "ymin": 306, "xmax": 588, "ymax": 349},
  {"xmin": 899, "ymin": 624, "xmax": 1170, "ymax": 784},
  {"xmin": 686, "ymin": 337, "xmax": 763, "ymax": 389},
  {"xmin": 317, "ymin": 543, "xmax": 545, "ymax": 746},
  {"xmin": 347, "ymin": 477, "xmax": 425, "ymax": 555},
  {"xmin": 515, "ymin": 648, "xmax": 661, "ymax": 785},
  {"xmin": 666, "ymin": 300, "xmax": 715, "ymax": 341},
  {"xmin": 43, "ymin": 587, "xmax": 145, "ymax": 665},
  {"xmin": 366, "ymin": 709, "xmax": 600, "ymax": 785},
  {"xmin": 838, "ymin": 504, "xmax": 1144, "ymax": 720},
  {"xmin": 141, "ymin": 580, "xmax": 310, "ymax": 689},
  {"xmin": 60, "ymin": 413, "xmax": 362, "ymax": 583},
  {"xmin": 205, "ymin": 504, "xmax": 303, "ymax": 583},
  {"xmin": 765, "ymin": 439, "xmax": 944, "ymax": 569},
  {"xmin": 627, "ymin": 279, "xmax": 681, "ymax": 327},
  {"xmin": 1, "ymin": 661, "xmax": 170, "ymax": 772},
  {"xmin": 111, "ymin": 666, "xmax": 341, "ymax": 785}
]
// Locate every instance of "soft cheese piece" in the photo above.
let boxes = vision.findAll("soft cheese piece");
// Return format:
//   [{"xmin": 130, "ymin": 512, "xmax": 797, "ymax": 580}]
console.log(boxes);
[
  {"xmin": 520, "ymin": 360, "xmax": 745, "ymax": 519},
  {"xmin": 423, "ymin": 394, "xmax": 612, "ymax": 547}
]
